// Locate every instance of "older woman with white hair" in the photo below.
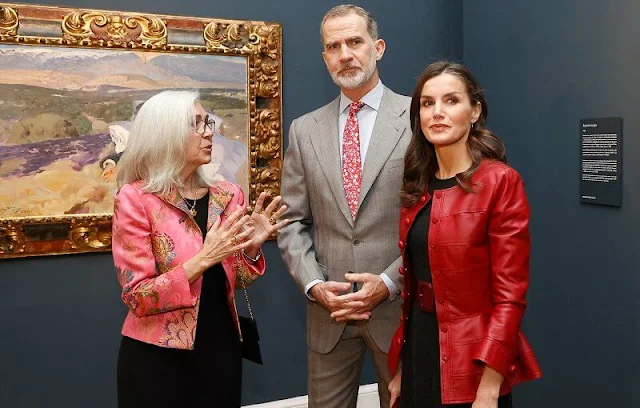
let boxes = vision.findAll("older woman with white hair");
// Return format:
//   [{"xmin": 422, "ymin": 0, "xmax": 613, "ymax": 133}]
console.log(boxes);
[{"xmin": 113, "ymin": 90, "xmax": 288, "ymax": 408}]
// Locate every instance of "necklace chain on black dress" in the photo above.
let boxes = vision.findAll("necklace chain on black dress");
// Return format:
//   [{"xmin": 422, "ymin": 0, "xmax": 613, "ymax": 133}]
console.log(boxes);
[
  {"xmin": 183, "ymin": 183, "xmax": 198, "ymax": 217},
  {"xmin": 185, "ymin": 197, "xmax": 197, "ymax": 217}
]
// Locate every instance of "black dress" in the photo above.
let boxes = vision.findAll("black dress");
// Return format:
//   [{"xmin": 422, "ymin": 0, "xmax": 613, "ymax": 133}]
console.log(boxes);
[
  {"xmin": 117, "ymin": 195, "xmax": 242, "ymax": 408},
  {"xmin": 400, "ymin": 177, "xmax": 513, "ymax": 408}
]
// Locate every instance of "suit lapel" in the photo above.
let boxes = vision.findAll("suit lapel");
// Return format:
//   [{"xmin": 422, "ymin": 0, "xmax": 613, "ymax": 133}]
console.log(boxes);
[
  {"xmin": 309, "ymin": 97, "xmax": 355, "ymax": 227},
  {"xmin": 359, "ymin": 88, "xmax": 407, "ymax": 207}
]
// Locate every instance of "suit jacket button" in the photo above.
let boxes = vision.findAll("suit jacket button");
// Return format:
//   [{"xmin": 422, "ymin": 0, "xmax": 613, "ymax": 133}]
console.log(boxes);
[
  {"xmin": 398, "ymin": 241, "xmax": 405, "ymax": 249},
  {"xmin": 398, "ymin": 267, "xmax": 404, "ymax": 275},
  {"xmin": 404, "ymin": 217, "xmax": 411, "ymax": 225},
  {"xmin": 352, "ymin": 238, "xmax": 360, "ymax": 246},
  {"xmin": 509, "ymin": 365, "xmax": 517, "ymax": 373},
  {"xmin": 420, "ymin": 196, "xmax": 427, "ymax": 203},
  {"xmin": 442, "ymin": 354, "xmax": 449, "ymax": 362},
  {"xmin": 441, "ymin": 325, "xmax": 448, "ymax": 333}
]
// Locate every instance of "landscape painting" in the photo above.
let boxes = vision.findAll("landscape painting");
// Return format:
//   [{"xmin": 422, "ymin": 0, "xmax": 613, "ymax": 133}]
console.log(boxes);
[
  {"xmin": 0, "ymin": 3, "xmax": 283, "ymax": 258},
  {"xmin": 0, "ymin": 44, "xmax": 249, "ymax": 218}
]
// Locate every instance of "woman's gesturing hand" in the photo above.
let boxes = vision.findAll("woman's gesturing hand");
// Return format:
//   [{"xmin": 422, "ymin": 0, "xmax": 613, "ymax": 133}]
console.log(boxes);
[
  {"xmin": 244, "ymin": 192, "xmax": 289, "ymax": 251},
  {"xmin": 198, "ymin": 207, "xmax": 254, "ymax": 269}
]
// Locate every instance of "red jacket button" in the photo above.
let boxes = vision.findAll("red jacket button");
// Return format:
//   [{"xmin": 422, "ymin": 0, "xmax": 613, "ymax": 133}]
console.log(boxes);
[
  {"xmin": 398, "ymin": 241, "xmax": 405, "ymax": 249},
  {"xmin": 404, "ymin": 217, "xmax": 410, "ymax": 225},
  {"xmin": 432, "ymin": 218, "xmax": 438, "ymax": 224},
  {"xmin": 437, "ymin": 298, "xmax": 445, "ymax": 304},
  {"xmin": 509, "ymin": 365, "xmax": 517, "ymax": 373},
  {"xmin": 441, "ymin": 326, "xmax": 448, "ymax": 333},
  {"xmin": 420, "ymin": 196, "xmax": 427, "ymax": 203},
  {"xmin": 442, "ymin": 354, "xmax": 449, "ymax": 362},
  {"xmin": 398, "ymin": 267, "xmax": 404, "ymax": 275}
]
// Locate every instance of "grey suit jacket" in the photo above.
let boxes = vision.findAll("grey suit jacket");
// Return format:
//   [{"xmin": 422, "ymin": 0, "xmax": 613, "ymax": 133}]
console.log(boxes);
[{"xmin": 277, "ymin": 87, "xmax": 412, "ymax": 354}]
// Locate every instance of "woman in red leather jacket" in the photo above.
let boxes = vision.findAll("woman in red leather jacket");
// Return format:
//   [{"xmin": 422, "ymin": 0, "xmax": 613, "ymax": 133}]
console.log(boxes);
[{"xmin": 387, "ymin": 61, "xmax": 542, "ymax": 408}]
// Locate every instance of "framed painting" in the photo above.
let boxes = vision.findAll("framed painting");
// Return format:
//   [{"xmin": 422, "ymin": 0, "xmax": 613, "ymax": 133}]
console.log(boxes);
[{"xmin": 0, "ymin": 3, "xmax": 282, "ymax": 258}]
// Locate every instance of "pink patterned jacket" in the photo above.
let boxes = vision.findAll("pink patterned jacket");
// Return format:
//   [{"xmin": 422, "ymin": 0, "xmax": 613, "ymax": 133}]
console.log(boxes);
[{"xmin": 112, "ymin": 180, "xmax": 265, "ymax": 350}]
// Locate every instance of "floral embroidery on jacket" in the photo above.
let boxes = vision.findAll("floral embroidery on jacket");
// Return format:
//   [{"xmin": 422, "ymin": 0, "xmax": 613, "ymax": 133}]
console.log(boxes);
[
  {"xmin": 113, "ymin": 196, "xmax": 121, "ymax": 219},
  {"xmin": 210, "ymin": 188, "xmax": 233, "ymax": 214},
  {"xmin": 116, "ymin": 266, "xmax": 134, "ymax": 285},
  {"xmin": 116, "ymin": 266, "xmax": 140, "ymax": 312},
  {"xmin": 179, "ymin": 215, "xmax": 201, "ymax": 237},
  {"xmin": 151, "ymin": 232, "xmax": 177, "ymax": 274},
  {"xmin": 151, "ymin": 206, "xmax": 169, "ymax": 225},
  {"xmin": 159, "ymin": 309, "xmax": 197, "ymax": 348}
]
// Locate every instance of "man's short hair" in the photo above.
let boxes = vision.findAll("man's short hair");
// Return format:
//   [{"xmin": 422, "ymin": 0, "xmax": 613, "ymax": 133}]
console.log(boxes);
[{"xmin": 320, "ymin": 4, "xmax": 379, "ymax": 44}]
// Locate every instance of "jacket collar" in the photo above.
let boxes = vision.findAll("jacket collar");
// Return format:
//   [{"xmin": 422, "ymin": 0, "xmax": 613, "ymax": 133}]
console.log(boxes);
[{"xmin": 155, "ymin": 182, "xmax": 235, "ymax": 231}]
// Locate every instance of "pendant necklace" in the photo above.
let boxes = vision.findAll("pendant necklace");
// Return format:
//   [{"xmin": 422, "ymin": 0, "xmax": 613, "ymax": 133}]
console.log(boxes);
[
  {"xmin": 183, "ymin": 184, "xmax": 198, "ymax": 217},
  {"xmin": 186, "ymin": 197, "xmax": 197, "ymax": 217}
]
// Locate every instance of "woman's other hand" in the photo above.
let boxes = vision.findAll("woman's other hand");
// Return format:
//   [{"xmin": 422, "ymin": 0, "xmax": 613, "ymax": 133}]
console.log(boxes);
[
  {"xmin": 471, "ymin": 365, "xmax": 503, "ymax": 408},
  {"xmin": 388, "ymin": 368, "xmax": 402, "ymax": 408}
]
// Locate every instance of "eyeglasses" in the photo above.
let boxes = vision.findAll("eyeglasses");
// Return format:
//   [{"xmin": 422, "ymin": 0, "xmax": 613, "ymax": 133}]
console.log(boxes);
[{"xmin": 193, "ymin": 115, "xmax": 215, "ymax": 135}]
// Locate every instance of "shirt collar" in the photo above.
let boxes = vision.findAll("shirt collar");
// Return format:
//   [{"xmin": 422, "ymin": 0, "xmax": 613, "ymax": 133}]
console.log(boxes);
[{"xmin": 339, "ymin": 80, "xmax": 384, "ymax": 114}]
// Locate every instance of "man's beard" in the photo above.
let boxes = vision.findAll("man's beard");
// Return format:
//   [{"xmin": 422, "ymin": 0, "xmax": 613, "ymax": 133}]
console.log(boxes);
[{"xmin": 330, "ymin": 50, "xmax": 377, "ymax": 90}]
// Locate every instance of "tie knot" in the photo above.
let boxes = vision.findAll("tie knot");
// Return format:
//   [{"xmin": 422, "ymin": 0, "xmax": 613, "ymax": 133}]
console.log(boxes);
[{"xmin": 349, "ymin": 101, "xmax": 365, "ymax": 115}]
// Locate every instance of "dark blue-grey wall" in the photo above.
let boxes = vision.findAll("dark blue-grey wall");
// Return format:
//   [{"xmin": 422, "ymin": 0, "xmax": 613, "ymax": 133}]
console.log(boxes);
[
  {"xmin": 0, "ymin": 1, "xmax": 462, "ymax": 406},
  {"xmin": 463, "ymin": 1, "xmax": 639, "ymax": 407}
]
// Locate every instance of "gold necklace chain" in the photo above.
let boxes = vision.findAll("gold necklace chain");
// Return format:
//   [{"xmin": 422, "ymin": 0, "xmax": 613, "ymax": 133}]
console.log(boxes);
[{"xmin": 182, "ymin": 183, "xmax": 199, "ymax": 217}]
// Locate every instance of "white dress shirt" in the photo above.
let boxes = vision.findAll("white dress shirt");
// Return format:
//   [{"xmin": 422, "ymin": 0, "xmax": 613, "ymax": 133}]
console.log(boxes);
[{"xmin": 305, "ymin": 80, "xmax": 400, "ymax": 301}]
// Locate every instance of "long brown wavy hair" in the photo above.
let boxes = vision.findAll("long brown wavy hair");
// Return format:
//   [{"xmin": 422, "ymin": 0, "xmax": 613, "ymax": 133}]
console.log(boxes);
[{"xmin": 400, "ymin": 61, "xmax": 507, "ymax": 207}]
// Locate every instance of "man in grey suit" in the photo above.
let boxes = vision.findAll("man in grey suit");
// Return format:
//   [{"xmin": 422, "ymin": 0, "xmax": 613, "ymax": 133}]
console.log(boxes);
[{"xmin": 277, "ymin": 5, "xmax": 412, "ymax": 408}]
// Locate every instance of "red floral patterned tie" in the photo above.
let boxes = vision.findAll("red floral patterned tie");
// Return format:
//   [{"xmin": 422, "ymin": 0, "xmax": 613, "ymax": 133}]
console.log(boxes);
[{"xmin": 342, "ymin": 101, "xmax": 365, "ymax": 220}]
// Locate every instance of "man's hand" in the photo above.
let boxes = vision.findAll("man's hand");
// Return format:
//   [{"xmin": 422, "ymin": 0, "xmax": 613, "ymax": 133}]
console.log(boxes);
[
  {"xmin": 309, "ymin": 281, "xmax": 365, "ymax": 315},
  {"xmin": 330, "ymin": 273, "xmax": 390, "ymax": 321}
]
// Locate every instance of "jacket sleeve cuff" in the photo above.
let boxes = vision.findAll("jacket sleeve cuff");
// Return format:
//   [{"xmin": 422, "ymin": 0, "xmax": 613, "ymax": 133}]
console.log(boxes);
[
  {"xmin": 304, "ymin": 279, "xmax": 324, "ymax": 301},
  {"xmin": 472, "ymin": 337, "xmax": 515, "ymax": 378},
  {"xmin": 380, "ymin": 273, "xmax": 400, "ymax": 300},
  {"xmin": 129, "ymin": 265, "xmax": 197, "ymax": 317}
]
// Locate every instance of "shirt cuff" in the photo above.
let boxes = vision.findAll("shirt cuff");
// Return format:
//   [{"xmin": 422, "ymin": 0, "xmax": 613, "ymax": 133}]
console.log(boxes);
[
  {"xmin": 380, "ymin": 273, "xmax": 399, "ymax": 300},
  {"xmin": 304, "ymin": 279, "xmax": 324, "ymax": 301}
]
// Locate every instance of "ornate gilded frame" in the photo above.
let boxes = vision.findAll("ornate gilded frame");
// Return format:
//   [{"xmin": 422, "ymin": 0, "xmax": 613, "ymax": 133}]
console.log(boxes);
[{"xmin": 0, "ymin": 3, "xmax": 282, "ymax": 258}]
